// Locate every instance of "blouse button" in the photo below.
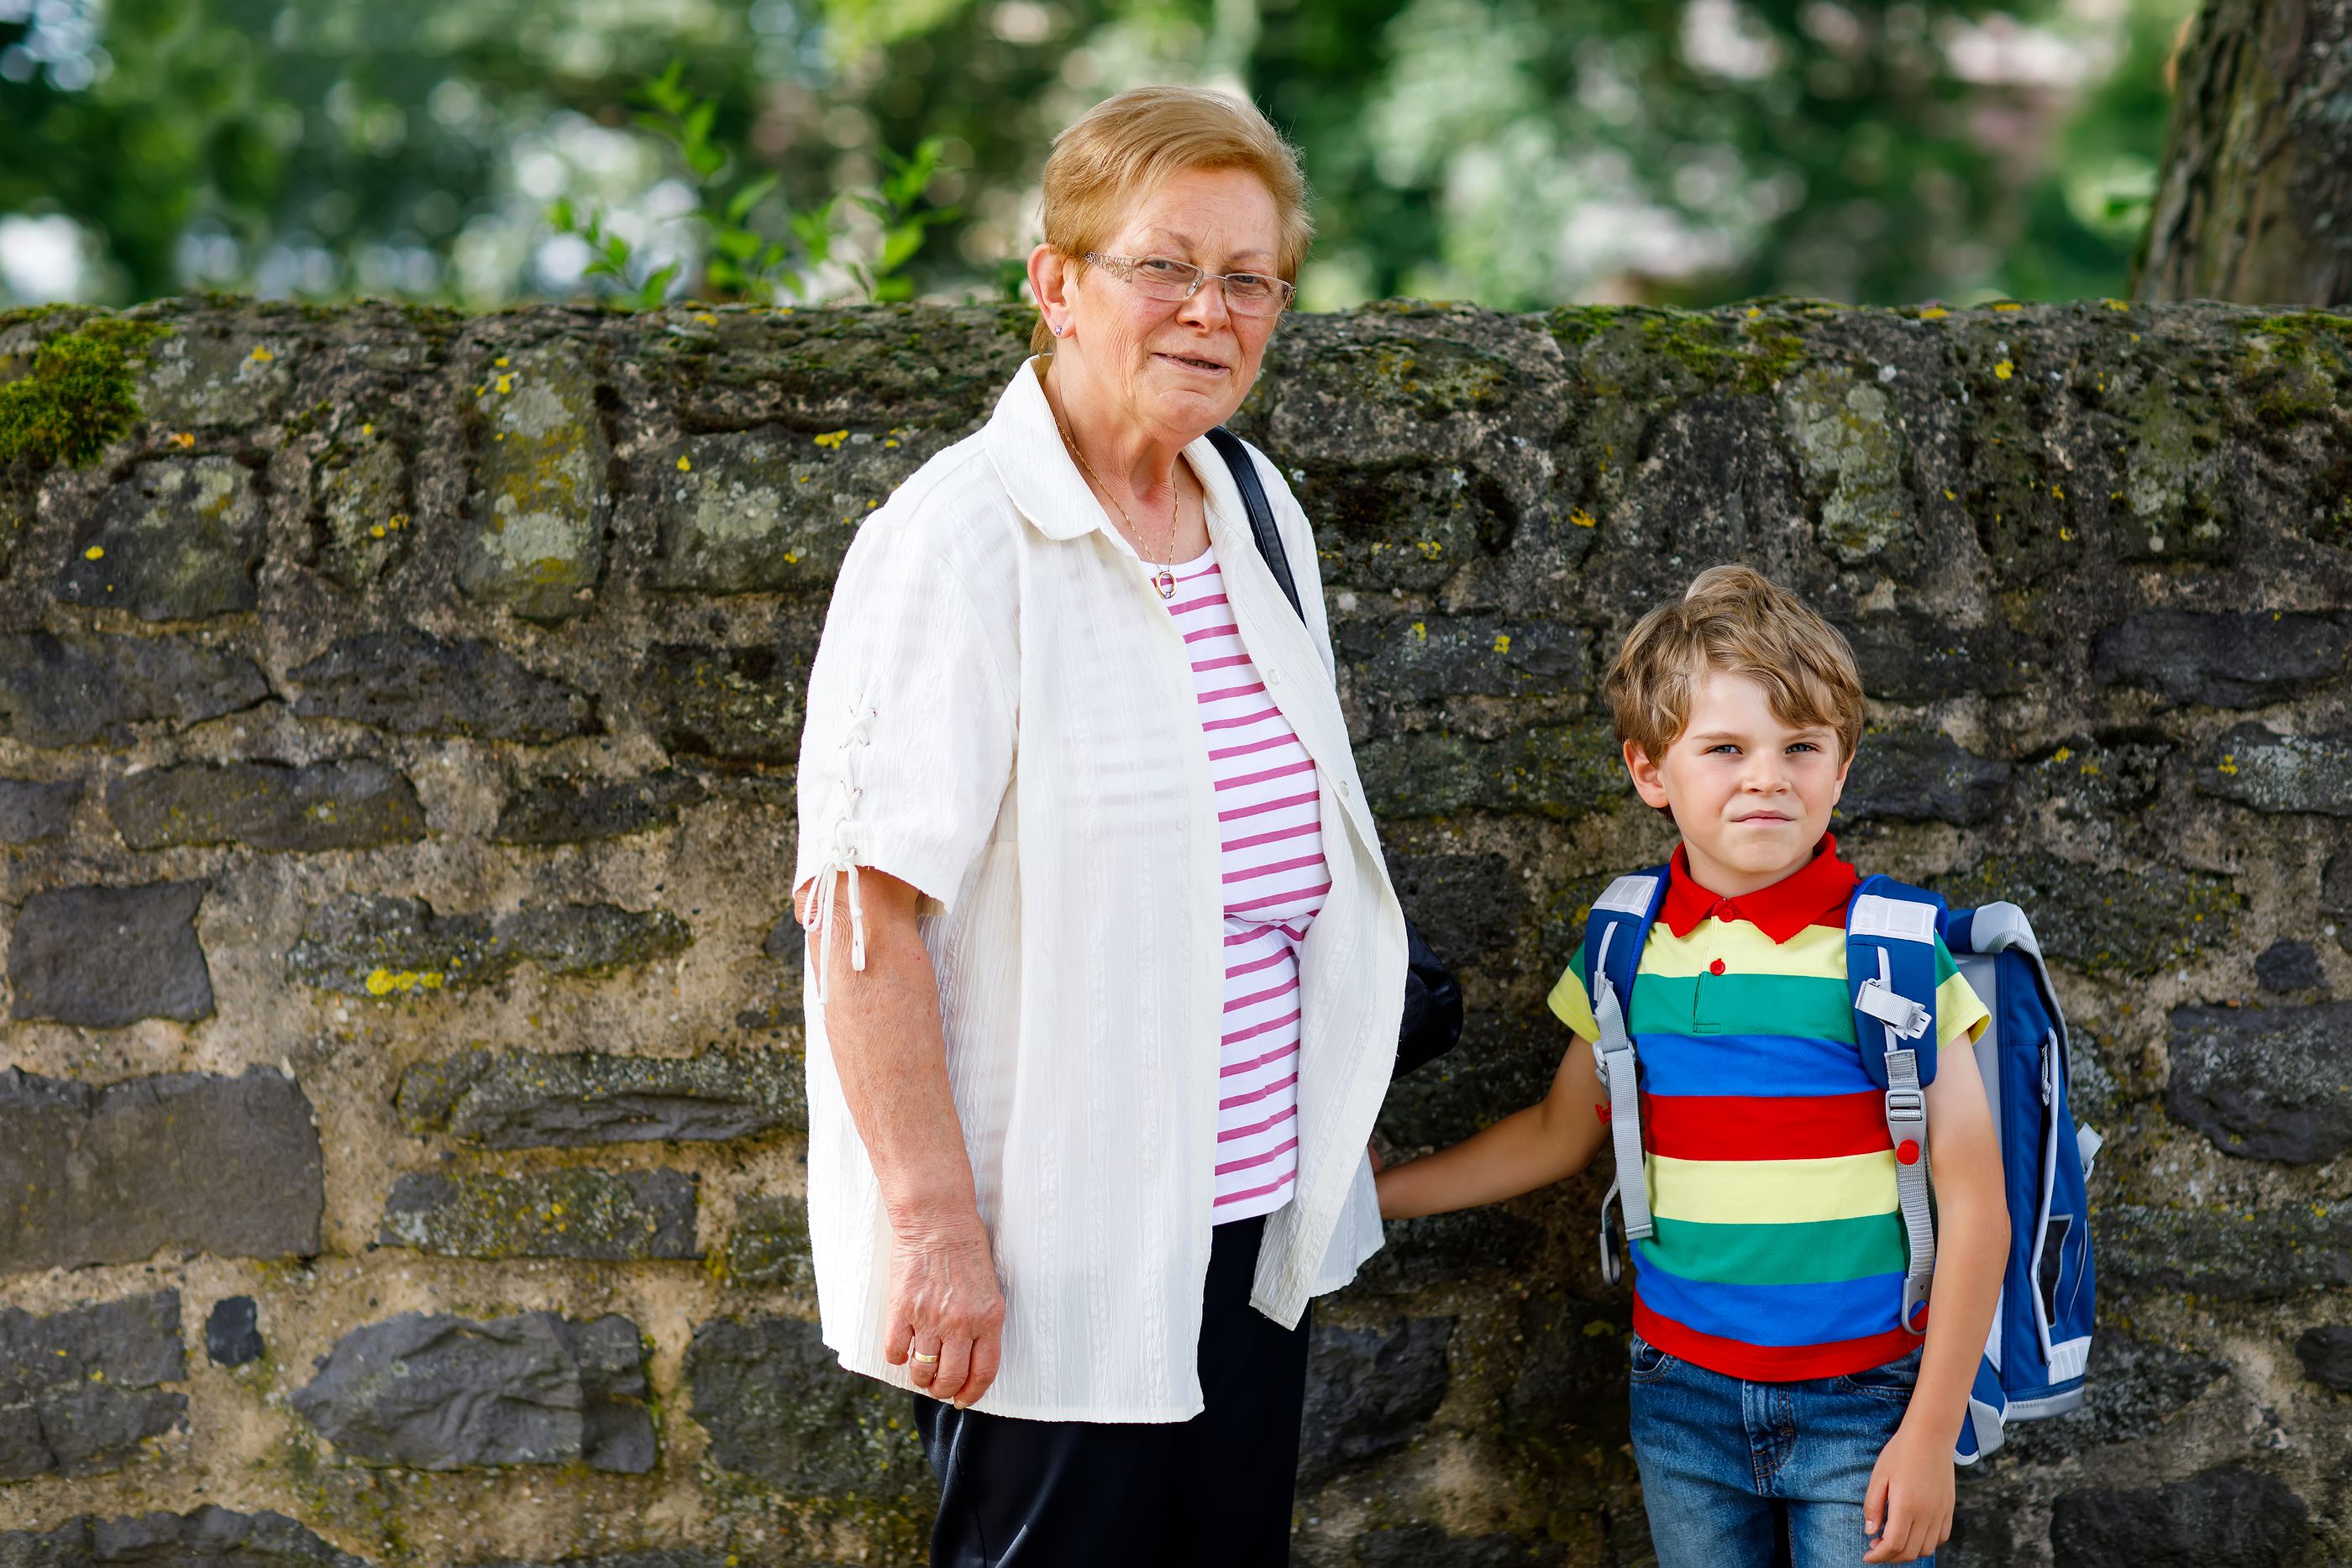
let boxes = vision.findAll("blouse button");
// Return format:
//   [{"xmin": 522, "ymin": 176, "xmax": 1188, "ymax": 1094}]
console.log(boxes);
[{"xmin": 1708, "ymin": 958, "xmax": 1726, "ymax": 976}]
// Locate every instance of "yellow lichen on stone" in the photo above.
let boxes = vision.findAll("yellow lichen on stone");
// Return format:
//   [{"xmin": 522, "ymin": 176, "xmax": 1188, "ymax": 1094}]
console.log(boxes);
[
  {"xmin": 1994, "ymin": 360, "xmax": 2015, "ymax": 380},
  {"xmin": 83, "ymin": 545, "xmax": 103, "ymax": 560},
  {"xmin": 677, "ymin": 455, "xmax": 692, "ymax": 471},
  {"xmin": 365, "ymin": 968, "xmax": 448, "ymax": 995},
  {"xmin": 1918, "ymin": 307, "xmax": 1949, "ymax": 321},
  {"xmin": 1492, "ymin": 633, "xmax": 1511, "ymax": 653},
  {"xmin": 814, "ymin": 430, "xmax": 849, "ymax": 449},
  {"xmin": 1571, "ymin": 508, "xmax": 1597, "ymax": 527}
]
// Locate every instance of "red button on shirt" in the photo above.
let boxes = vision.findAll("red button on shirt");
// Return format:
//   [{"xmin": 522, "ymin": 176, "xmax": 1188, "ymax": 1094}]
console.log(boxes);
[{"xmin": 1709, "ymin": 958, "xmax": 1726, "ymax": 975}]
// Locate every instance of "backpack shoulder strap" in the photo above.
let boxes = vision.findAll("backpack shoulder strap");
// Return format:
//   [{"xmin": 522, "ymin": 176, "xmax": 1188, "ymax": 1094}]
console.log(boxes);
[
  {"xmin": 1846, "ymin": 874, "xmax": 1948, "ymax": 1333},
  {"xmin": 1583, "ymin": 868, "xmax": 1670, "ymax": 1286},
  {"xmin": 1846, "ymin": 876, "xmax": 1948, "ymax": 1087},
  {"xmin": 1205, "ymin": 427, "xmax": 1303, "ymax": 620}
]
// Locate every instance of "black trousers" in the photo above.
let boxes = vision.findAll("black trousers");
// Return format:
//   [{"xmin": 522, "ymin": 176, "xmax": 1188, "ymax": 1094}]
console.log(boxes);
[{"xmin": 914, "ymin": 1214, "xmax": 1311, "ymax": 1568}]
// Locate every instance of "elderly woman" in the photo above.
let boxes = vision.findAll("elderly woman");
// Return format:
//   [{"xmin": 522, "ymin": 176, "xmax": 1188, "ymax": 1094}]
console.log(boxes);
[{"xmin": 794, "ymin": 86, "xmax": 1404, "ymax": 1565}]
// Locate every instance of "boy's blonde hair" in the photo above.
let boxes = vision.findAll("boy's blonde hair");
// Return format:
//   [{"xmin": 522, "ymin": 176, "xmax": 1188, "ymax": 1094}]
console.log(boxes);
[
  {"xmin": 1030, "ymin": 86, "xmax": 1313, "ymax": 356},
  {"xmin": 1603, "ymin": 564, "xmax": 1866, "ymax": 765}
]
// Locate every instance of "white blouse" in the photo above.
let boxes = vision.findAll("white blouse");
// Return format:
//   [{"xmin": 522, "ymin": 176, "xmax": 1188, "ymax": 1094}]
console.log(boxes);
[{"xmin": 794, "ymin": 360, "xmax": 1403, "ymax": 1423}]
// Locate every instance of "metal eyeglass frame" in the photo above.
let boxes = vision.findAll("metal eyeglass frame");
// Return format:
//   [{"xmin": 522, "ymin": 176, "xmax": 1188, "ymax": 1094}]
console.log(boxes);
[{"xmin": 1083, "ymin": 253, "xmax": 1295, "ymax": 313}]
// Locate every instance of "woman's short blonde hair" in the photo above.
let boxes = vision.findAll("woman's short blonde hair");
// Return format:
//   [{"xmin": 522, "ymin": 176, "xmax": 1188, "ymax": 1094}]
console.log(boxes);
[
  {"xmin": 1031, "ymin": 85, "xmax": 1312, "ymax": 355},
  {"xmin": 1604, "ymin": 564, "xmax": 1867, "ymax": 768}
]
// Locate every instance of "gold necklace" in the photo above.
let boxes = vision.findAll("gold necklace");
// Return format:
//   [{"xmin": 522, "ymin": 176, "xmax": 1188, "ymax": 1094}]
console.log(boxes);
[{"xmin": 1056, "ymin": 415, "xmax": 1182, "ymax": 600}]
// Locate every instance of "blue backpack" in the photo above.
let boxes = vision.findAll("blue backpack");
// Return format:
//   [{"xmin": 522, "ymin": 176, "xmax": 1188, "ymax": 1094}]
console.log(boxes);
[{"xmin": 1583, "ymin": 870, "xmax": 2100, "ymax": 1465}]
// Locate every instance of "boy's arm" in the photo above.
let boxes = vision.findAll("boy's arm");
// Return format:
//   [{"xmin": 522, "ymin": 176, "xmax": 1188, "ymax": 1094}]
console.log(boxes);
[
  {"xmin": 1863, "ymin": 1039, "xmax": 2008, "ymax": 1564},
  {"xmin": 1377, "ymin": 1030, "xmax": 1610, "ymax": 1219}
]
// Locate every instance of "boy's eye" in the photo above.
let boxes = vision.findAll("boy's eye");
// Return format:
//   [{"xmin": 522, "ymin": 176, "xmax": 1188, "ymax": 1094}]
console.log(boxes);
[
  {"xmin": 1788, "ymin": 742, "xmax": 1819, "ymax": 754},
  {"xmin": 1705, "ymin": 743, "xmax": 1740, "ymax": 755}
]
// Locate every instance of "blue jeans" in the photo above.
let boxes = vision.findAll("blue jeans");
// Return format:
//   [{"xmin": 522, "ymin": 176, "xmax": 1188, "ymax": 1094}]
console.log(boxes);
[{"xmin": 1627, "ymin": 1332, "xmax": 1932, "ymax": 1568}]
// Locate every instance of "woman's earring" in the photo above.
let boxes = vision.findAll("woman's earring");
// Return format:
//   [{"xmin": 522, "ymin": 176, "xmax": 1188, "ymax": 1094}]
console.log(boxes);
[{"xmin": 1054, "ymin": 323, "xmax": 1068, "ymax": 337}]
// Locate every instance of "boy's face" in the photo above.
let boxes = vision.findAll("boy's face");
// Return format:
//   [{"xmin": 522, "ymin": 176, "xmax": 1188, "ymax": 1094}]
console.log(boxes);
[{"xmin": 1624, "ymin": 668, "xmax": 1852, "ymax": 896}]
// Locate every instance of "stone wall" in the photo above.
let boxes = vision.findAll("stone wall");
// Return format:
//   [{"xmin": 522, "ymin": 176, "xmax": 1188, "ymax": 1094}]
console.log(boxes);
[{"xmin": 0, "ymin": 296, "xmax": 2347, "ymax": 1566}]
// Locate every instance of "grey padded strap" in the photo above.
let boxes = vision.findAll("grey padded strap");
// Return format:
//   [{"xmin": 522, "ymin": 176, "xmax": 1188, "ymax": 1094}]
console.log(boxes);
[
  {"xmin": 1875, "ymin": 947, "xmax": 1936, "ymax": 1334},
  {"xmin": 1593, "ymin": 923, "xmax": 1651, "ymax": 1286}
]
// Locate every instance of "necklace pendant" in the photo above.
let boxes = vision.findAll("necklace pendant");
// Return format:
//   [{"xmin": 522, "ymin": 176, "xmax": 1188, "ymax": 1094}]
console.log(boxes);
[{"xmin": 1152, "ymin": 566, "xmax": 1178, "ymax": 600}]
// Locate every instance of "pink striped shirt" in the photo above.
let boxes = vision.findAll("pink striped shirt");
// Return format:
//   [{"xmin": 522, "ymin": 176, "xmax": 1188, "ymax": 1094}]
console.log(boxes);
[{"xmin": 1161, "ymin": 546, "xmax": 1327, "ymax": 1222}]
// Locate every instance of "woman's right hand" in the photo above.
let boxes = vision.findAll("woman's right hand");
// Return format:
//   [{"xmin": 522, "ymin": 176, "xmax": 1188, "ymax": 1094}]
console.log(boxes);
[{"xmin": 885, "ymin": 1213, "xmax": 1006, "ymax": 1408}]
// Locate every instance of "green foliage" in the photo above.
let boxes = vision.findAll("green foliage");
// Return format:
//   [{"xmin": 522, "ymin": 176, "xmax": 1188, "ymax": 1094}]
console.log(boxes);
[
  {"xmin": 546, "ymin": 62, "xmax": 953, "ymax": 308},
  {"xmin": 853, "ymin": 139, "xmax": 960, "ymax": 302},
  {"xmin": 0, "ymin": 316, "xmax": 167, "ymax": 469},
  {"xmin": 0, "ymin": 0, "xmax": 2205, "ymax": 311}
]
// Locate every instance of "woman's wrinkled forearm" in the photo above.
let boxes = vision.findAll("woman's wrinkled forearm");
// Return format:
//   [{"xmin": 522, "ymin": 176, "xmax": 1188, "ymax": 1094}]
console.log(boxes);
[{"xmin": 801, "ymin": 868, "xmax": 984, "ymax": 1237}]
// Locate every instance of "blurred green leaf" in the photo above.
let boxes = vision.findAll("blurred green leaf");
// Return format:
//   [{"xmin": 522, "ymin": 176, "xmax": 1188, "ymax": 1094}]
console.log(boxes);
[{"xmin": 725, "ymin": 173, "xmax": 780, "ymax": 226}]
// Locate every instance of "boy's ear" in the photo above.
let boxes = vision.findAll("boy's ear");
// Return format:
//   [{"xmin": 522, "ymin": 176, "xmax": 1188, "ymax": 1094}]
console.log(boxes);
[
  {"xmin": 1623, "ymin": 737, "xmax": 1673, "ymax": 811},
  {"xmin": 1830, "ymin": 738, "xmax": 1856, "ymax": 798}
]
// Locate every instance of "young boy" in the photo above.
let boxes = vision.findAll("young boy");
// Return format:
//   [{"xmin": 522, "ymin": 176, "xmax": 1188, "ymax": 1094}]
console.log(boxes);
[{"xmin": 1377, "ymin": 565, "xmax": 2007, "ymax": 1568}]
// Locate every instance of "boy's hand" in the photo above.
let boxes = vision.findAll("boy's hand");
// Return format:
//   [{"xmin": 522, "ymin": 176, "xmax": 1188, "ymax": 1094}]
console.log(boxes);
[{"xmin": 1862, "ymin": 1419, "xmax": 1953, "ymax": 1563}]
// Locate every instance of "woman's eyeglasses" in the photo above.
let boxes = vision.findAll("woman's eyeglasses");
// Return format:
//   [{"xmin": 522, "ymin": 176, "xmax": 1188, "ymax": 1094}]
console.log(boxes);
[{"xmin": 1084, "ymin": 253, "xmax": 1294, "ymax": 315}]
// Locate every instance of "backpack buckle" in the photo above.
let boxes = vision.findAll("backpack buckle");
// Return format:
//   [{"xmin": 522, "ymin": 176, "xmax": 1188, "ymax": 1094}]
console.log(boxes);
[
  {"xmin": 1856, "ymin": 978, "xmax": 1930, "ymax": 1040},
  {"xmin": 1884, "ymin": 1088, "xmax": 1926, "ymax": 1127}
]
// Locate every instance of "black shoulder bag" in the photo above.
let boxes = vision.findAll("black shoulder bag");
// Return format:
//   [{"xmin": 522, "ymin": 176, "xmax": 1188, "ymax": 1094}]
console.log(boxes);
[{"xmin": 1205, "ymin": 426, "xmax": 1464, "ymax": 1078}]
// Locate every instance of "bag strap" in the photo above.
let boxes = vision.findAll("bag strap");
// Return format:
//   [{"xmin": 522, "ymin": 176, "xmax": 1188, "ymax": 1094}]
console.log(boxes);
[
  {"xmin": 1847, "ymin": 875, "xmax": 1947, "ymax": 1335},
  {"xmin": 1583, "ymin": 868, "xmax": 1671, "ymax": 1287},
  {"xmin": 1206, "ymin": 427, "xmax": 1304, "ymax": 621}
]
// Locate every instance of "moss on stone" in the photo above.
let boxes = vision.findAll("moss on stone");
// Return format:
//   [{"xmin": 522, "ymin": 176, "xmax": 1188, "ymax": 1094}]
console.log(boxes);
[
  {"xmin": 0, "ymin": 316, "xmax": 170, "ymax": 469},
  {"xmin": 1938, "ymin": 853, "xmax": 2238, "ymax": 978},
  {"xmin": 1545, "ymin": 304, "xmax": 1628, "ymax": 350},
  {"xmin": 2237, "ymin": 311, "xmax": 2352, "ymax": 426},
  {"xmin": 1357, "ymin": 717, "xmax": 1625, "ymax": 821},
  {"xmin": 1635, "ymin": 308, "xmax": 1809, "ymax": 396},
  {"xmin": 1362, "ymin": 338, "xmax": 1513, "ymax": 417}
]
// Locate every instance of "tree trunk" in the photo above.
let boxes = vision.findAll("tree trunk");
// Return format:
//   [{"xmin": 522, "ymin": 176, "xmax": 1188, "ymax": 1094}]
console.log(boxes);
[{"xmin": 2134, "ymin": 0, "xmax": 2352, "ymax": 305}]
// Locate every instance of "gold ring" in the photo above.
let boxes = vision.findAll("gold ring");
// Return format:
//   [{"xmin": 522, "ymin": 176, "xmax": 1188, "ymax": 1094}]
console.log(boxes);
[{"xmin": 911, "ymin": 1350, "xmax": 940, "ymax": 1365}]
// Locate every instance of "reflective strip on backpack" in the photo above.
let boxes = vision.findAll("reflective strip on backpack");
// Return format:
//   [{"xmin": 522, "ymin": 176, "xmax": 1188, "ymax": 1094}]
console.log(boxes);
[{"xmin": 1851, "ymin": 892, "xmax": 1940, "ymax": 944}]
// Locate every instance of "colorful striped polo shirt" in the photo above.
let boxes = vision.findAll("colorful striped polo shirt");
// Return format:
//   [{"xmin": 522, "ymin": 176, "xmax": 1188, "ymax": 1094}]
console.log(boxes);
[
  {"xmin": 1159, "ymin": 545, "xmax": 1329, "ymax": 1223},
  {"xmin": 1548, "ymin": 838, "xmax": 1987, "ymax": 1381}
]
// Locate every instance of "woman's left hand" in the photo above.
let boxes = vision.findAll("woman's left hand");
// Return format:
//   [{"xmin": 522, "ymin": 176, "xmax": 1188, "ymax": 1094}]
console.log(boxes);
[{"xmin": 885, "ymin": 1210, "xmax": 1006, "ymax": 1408}]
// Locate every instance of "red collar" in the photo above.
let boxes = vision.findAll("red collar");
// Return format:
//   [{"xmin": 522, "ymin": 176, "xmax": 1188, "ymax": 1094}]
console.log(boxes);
[{"xmin": 1657, "ymin": 835, "xmax": 1860, "ymax": 943}]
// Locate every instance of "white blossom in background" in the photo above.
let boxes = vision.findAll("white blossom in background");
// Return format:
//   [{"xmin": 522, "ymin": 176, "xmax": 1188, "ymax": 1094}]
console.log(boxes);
[
  {"xmin": 0, "ymin": 0, "xmax": 108, "ymax": 90},
  {"xmin": 0, "ymin": 212, "xmax": 97, "ymax": 303}
]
